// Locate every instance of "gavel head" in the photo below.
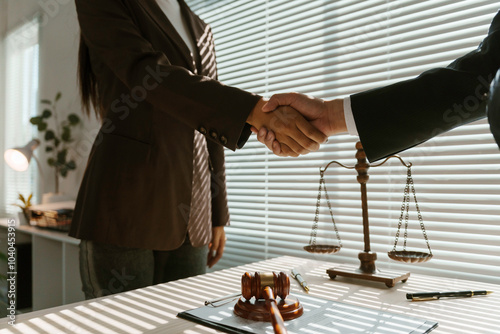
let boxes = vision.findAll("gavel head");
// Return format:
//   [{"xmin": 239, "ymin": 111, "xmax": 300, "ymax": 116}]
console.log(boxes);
[{"xmin": 241, "ymin": 272, "xmax": 290, "ymax": 301}]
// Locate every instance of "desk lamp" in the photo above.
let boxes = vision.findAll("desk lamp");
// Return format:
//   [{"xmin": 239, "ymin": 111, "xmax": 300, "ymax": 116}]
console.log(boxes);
[
  {"xmin": 5, "ymin": 139, "xmax": 73, "ymax": 204},
  {"xmin": 4, "ymin": 139, "xmax": 41, "ymax": 172}
]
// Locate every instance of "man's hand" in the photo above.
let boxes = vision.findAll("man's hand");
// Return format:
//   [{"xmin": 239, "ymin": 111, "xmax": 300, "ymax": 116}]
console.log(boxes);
[
  {"xmin": 253, "ymin": 93, "xmax": 346, "ymax": 155},
  {"xmin": 247, "ymin": 98, "xmax": 328, "ymax": 157},
  {"xmin": 207, "ymin": 226, "xmax": 225, "ymax": 268}
]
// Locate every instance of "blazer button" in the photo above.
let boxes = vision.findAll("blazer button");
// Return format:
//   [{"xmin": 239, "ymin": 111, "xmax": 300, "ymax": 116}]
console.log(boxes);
[
  {"xmin": 210, "ymin": 130, "xmax": 218, "ymax": 140},
  {"xmin": 220, "ymin": 135, "xmax": 228, "ymax": 145},
  {"xmin": 199, "ymin": 126, "xmax": 207, "ymax": 135}
]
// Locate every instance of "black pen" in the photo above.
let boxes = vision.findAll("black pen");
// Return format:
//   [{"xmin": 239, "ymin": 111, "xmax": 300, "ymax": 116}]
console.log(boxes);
[
  {"xmin": 407, "ymin": 290, "xmax": 493, "ymax": 301},
  {"xmin": 291, "ymin": 269, "xmax": 309, "ymax": 292}
]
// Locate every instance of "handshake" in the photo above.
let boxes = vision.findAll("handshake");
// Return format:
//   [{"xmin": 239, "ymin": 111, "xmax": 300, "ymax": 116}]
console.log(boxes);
[{"xmin": 246, "ymin": 93, "xmax": 347, "ymax": 157}]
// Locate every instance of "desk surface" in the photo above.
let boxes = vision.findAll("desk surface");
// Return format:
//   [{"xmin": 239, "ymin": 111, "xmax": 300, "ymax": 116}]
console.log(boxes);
[{"xmin": 0, "ymin": 256, "xmax": 499, "ymax": 333}]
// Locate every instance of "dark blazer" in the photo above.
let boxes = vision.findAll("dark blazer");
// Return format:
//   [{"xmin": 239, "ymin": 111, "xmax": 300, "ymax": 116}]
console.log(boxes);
[
  {"xmin": 350, "ymin": 11, "xmax": 500, "ymax": 162},
  {"xmin": 69, "ymin": 0, "xmax": 261, "ymax": 250}
]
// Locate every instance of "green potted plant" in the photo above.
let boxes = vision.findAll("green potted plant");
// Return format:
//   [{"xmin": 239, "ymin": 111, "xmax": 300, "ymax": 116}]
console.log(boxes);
[{"xmin": 29, "ymin": 92, "xmax": 81, "ymax": 197}]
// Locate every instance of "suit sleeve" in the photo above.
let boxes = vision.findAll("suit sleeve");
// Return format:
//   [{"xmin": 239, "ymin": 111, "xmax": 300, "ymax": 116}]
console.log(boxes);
[
  {"xmin": 75, "ymin": 0, "xmax": 260, "ymax": 150},
  {"xmin": 350, "ymin": 10, "xmax": 500, "ymax": 162},
  {"xmin": 206, "ymin": 141, "xmax": 230, "ymax": 227}
]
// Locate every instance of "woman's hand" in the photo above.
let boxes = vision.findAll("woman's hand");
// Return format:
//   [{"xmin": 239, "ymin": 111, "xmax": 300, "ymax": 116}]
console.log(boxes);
[{"xmin": 207, "ymin": 226, "xmax": 226, "ymax": 268}]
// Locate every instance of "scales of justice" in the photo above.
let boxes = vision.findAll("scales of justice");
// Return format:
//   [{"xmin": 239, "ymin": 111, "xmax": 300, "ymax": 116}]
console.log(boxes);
[
  {"xmin": 304, "ymin": 141, "xmax": 433, "ymax": 288},
  {"xmin": 228, "ymin": 143, "xmax": 433, "ymax": 334}
]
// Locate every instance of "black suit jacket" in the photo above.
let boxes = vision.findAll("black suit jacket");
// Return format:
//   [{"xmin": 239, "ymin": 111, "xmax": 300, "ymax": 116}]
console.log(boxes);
[
  {"xmin": 351, "ymin": 11, "xmax": 500, "ymax": 162},
  {"xmin": 69, "ymin": 0, "xmax": 260, "ymax": 250}
]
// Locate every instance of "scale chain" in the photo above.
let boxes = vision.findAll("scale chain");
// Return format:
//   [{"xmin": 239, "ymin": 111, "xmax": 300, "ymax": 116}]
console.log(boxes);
[
  {"xmin": 409, "ymin": 171, "xmax": 432, "ymax": 255},
  {"xmin": 404, "ymin": 177, "xmax": 410, "ymax": 251},
  {"xmin": 309, "ymin": 172, "xmax": 324, "ymax": 246},
  {"xmin": 392, "ymin": 166, "xmax": 432, "ymax": 255},
  {"xmin": 392, "ymin": 178, "xmax": 409, "ymax": 251},
  {"xmin": 322, "ymin": 176, "xmax": 343, "ymax": 248},
  {"xmin": 309, "ymin": 171, "xmax": 342, "ymax": 248}
]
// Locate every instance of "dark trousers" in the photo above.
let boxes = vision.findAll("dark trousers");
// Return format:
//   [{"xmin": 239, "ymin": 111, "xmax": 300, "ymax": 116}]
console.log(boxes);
[{"xmin": 79, "ymin": 235, "xmax": 208, "ymax": 299}]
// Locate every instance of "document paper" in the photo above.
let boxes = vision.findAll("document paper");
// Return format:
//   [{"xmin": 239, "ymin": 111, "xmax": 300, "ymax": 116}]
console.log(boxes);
[{"xmin": 178, "ymin": 293, "xmax": 438, "ymax": 334}]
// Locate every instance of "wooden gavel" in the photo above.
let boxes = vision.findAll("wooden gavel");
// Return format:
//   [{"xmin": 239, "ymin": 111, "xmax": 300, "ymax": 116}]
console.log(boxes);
[{"xmin": 241, "ymin": 272, "xmax": 290, "ymax": 334}]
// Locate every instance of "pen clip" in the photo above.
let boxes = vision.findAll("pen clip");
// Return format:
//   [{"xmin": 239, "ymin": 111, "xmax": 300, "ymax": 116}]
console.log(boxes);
[
  {"xmin": 412, "ymin": 296, "xmax": 440, "ymax": 301},
  {"xmin": 204, "ymin": 292, "xmax": 241, "ymax": 307}
]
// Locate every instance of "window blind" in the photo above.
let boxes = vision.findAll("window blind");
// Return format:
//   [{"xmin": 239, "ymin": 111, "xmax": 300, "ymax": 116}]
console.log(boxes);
[
  {"xmin": 186, "ymin": 0, "xmax": 500, "ymax": 284},
  {"xmin": 0, "ymin": 17, "xmax": 40, "ymax": 217}
]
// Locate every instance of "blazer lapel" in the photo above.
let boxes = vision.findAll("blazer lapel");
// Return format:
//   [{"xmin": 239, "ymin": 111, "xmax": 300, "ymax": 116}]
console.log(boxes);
[{"xmin": 137, "ymin": 0, "xmax": 196, "ymax": 71}]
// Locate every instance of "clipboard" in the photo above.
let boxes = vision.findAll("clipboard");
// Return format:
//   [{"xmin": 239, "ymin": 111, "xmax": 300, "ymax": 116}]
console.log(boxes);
[{"xmin": 178, "ymin": 293, "xmax": 438, "ymax": 334}]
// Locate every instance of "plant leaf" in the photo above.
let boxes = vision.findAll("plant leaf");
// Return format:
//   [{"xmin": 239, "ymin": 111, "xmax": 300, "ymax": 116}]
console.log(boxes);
[
  {"xmin": 38, "ymin": 122, "xmax": 48, "ymax": 131},
  {"xmin": 47, "ymin": 157, "xmax": 56, "ymax": 167},
  {"xmin": 27, "ymin": 193, "xmax": 33, "ymax": 205},
  {"xmin": 54, "ymin": 138, "xmax": 60, "ymax": 147},
  {"xmin": 41, "ymin": 99, "xmax": 52, "ymax": 105},
  {"xmin": 60, "ymin": 167, "xmax": 68, "ymax": 177},
  {"xmin": 44, "ymin": 130, "xmax": 55, "ymax": 140},
  {"xmin": 19, "ymin": 193, "xmax": 26, "ymax": 203},
  {"xmin": 61, "ymin": 126, "xmax": 71, "ymax": 142},
  {"xmin": 66, "ymin": 160, "xmax": 76, "ymax": 170},
  {"xmin": 45, "ymin": 146, "xmax": 53, "ymax": 152},
  {"xmin": 30, "ymin": 116, "xmax": 42, "ymax": 125},
  {"xmin": 42, "ymin": 109, "xmax": 52, "ymax": 118},
  {"xmin": 57, "ymin": 149, "xmax": 68, "ymax": 164},
  {"xmin": 68, "ymin": 114, "xmax": 80, "ymax": 125},
  {"xmin": 55, "ymin": 92, "xmax": 62, "ymax": 101}
]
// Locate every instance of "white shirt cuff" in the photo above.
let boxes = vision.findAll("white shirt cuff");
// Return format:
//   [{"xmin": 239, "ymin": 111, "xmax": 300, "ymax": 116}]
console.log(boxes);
[{"xmin": 344, "ymin": 96, "xmax": 359, "ymax": 136}]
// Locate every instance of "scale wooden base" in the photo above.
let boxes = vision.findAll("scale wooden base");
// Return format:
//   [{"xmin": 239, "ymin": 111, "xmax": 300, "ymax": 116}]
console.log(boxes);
[
  {"xmin": 233, "ymin": 296, "xmax": 303, "ymax": 322},
  {"xmin": 327, "ymin": 251, "xmax": 410, "ymax": 288}
]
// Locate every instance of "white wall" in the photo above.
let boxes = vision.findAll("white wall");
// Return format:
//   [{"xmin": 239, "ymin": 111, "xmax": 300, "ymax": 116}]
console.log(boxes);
[{"xmin": 2, "ymin": 0, "xmax": 100, "ymax": 202}]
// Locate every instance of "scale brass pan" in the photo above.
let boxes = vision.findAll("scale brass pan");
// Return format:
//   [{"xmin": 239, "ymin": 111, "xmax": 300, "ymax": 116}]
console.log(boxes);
[
  {"xmin": 387, "ymin": 250, "xmax": 433, "ymax": 263},
  {"xmin": 304, "ymin": 244, "xmax": 341, "ymax": 254}
]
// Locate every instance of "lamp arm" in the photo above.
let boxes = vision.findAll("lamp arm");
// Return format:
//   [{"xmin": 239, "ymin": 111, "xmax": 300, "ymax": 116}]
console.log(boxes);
[
  {"xmin": 31, "ymin": 154, "xmax": 47, "ymax": 198},
  {"xmin": 31, "ymin": 155, "xmax": 44, "ymax": 177}
]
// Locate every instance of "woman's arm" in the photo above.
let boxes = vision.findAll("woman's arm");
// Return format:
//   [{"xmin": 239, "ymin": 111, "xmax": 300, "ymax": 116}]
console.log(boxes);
[{"xmin": 76, "ymin": 0, "xmax": 325, "ymax": 153}]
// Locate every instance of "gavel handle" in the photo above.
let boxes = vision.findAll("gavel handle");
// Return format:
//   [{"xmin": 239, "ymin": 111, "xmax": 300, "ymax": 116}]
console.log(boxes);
[{"xmin": 263, "ymin": 286, "xmax": 288, "ymax": 334}]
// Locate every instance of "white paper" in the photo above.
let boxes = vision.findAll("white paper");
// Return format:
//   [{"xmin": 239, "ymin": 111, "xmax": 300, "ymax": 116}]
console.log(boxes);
[{"xmin": 180, "ymin": 293, "xmax": 438, "ymax": 334}]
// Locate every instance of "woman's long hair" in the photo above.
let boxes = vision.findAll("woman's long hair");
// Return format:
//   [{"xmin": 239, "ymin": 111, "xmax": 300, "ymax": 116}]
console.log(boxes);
[{"xmin": 78, "ymin": 34, "xmax": 103, "ymax": 119}]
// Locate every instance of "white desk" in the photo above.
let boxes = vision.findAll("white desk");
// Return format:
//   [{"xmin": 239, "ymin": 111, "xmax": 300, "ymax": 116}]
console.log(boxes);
[
  {"xmin": 0, "ymin": 255, "xmax": 498, "ymax": 333},
  {"xmin": 0, "ymin": 218, "xmax": 84, "ymax": 311}
]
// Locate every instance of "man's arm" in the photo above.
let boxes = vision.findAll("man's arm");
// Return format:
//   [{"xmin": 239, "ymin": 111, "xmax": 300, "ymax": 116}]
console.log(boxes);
[
  {"xmin": 347, "ymin": 10, "xmax": 500, "ymax": 161},
  {"xmin": 257, "ymin": 10, "xmax": 500, "ymax": 161},
  {"xmin": 350, "ymin": 11, "xmax": 500, "ymax": 161}
]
